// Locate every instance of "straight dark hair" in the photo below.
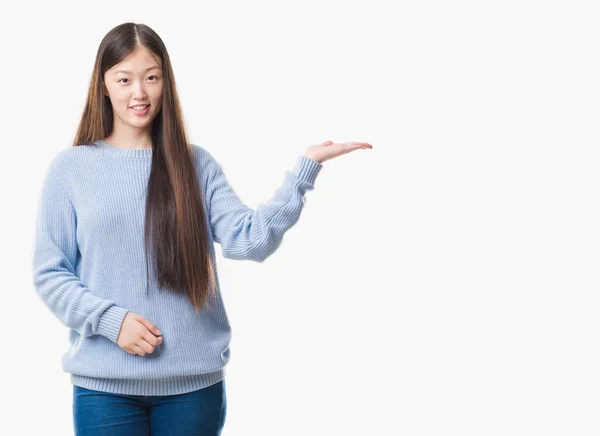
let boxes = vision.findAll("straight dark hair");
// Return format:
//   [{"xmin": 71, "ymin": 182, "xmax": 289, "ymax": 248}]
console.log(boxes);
[{"xmin": 73, "ymin": 22, "xmax": 217, "ymax": 313}]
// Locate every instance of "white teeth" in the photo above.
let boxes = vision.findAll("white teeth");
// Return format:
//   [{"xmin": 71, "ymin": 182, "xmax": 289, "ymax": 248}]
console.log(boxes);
[{"xmin": 132, "ymin": 105, "xmax": 149, "ymax": 111}]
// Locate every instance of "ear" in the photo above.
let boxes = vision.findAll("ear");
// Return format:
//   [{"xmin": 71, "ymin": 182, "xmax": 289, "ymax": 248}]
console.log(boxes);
[{"xmin": 102, "ymin": 81, "xmax": 108, "ymax": 97}]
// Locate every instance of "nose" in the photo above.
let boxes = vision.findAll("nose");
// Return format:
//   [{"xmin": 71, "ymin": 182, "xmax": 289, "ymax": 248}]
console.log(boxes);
[{"xmin": 132, "ymin": 81, "xmax": 148, "ymax": 100}]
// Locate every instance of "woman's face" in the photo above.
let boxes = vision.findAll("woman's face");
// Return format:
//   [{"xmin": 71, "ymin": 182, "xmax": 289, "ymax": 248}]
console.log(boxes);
[{"xmin": 102, "ymin": 46, "xmax": 163, "ymax": 133}]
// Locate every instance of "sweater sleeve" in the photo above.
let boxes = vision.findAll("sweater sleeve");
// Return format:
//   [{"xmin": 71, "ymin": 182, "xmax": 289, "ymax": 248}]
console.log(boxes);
[
  {"xmin": 32, "ymin": 159, "xmax": 129, "ymax": 344},
  {"xmin": 206, "ymin": 153, "xmax": 323, "ymax": 262}
]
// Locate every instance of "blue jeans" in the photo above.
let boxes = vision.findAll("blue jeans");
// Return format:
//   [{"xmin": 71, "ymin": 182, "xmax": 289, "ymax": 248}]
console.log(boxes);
[{"xmin": 72, "ymin": 379, "xmax": 226, "ymax": 435}]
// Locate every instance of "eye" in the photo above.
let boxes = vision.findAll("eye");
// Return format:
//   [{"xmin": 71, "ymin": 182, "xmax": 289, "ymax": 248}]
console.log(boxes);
[{"xmin": 118, "ymin": 76, "xmax": 159, "ymax": 84}]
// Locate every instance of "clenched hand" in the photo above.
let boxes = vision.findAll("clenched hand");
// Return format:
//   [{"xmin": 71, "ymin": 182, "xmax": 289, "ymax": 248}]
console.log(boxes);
[{"xmin": 117, "ymin": 312, "xmax": 163, "ymax": 356}]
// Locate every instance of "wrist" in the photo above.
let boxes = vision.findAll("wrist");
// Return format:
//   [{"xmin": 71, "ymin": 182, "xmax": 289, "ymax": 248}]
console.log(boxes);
[{"xmin": 303, "ymin": 153, "xmax": 321, "ymax": 164}]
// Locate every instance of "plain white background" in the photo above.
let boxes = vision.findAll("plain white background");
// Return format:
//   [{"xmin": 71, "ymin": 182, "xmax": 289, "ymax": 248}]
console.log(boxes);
[{"xmin": 1, "ymin": 0, "xmax": 599, "ymax": 434}]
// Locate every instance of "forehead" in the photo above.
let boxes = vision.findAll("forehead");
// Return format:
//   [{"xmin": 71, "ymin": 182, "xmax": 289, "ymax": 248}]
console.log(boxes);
[{"xmin": 109, "ymin": 48, "xmax": 162, "ymax": 74}]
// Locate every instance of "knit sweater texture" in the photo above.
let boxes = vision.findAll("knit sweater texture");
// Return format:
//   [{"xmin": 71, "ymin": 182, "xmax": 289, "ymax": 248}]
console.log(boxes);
[{"xmin": 32, "ymin": 139, "xmax": 323, "ymax": 396}]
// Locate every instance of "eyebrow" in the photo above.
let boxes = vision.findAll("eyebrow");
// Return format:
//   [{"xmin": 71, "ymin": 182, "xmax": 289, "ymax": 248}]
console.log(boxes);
[{"xmin": 112, "ymin": 66, "xmax": 161, "ymax": 75}]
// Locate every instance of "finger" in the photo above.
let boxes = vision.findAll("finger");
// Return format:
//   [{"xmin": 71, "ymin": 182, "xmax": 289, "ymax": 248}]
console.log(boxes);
[
  {"xmin": 344, "ymin": 142, "xmax": 372, "ymax": 150},
  {"xmin": 143, "ymin": 330, "xmax": 162, "ymax": 347},
  {"xmin": 138, "ymin": 338, "xmax": 156, "ymax": 354},
  {"xmin": 131, "ymin": 345, "xmax": 146, "ymax": 356},
  {"xmin": 139, "ymin": 318, "xmax": 161, "ymax": 336}
]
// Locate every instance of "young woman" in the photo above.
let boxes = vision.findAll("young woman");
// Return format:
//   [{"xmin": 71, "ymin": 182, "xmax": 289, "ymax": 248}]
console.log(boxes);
[{"xmin": 32, "ymin": 22, "xmax": 372, "ymax": 435}]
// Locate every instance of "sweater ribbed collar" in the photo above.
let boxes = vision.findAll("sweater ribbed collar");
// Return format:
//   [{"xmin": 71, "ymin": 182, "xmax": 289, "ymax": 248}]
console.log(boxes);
[{"xmin": 94, "ymin": 139, "xmax": 153, "ymax": 158}]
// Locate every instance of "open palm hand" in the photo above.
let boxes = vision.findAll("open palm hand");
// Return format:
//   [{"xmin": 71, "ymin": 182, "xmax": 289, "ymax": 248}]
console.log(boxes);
[{"xmin": 305, "ymin": 140, "xmax": 373, "ymax": 164}]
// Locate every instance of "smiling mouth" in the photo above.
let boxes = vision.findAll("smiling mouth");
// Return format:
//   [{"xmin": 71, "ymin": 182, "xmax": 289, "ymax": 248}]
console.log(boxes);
[{"xmin": 131, "ymin": 104, "xmax": 150, "ymax": 113}]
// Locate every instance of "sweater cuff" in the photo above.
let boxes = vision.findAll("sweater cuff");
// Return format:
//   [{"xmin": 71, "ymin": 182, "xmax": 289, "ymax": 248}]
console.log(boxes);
[
  {"xmin": 96, "ymin": 306, "xmax": 130, "ymax": 343},
  {"xmin": 292, "ymin": 155, "xmax": 323, "ymax": 186}
]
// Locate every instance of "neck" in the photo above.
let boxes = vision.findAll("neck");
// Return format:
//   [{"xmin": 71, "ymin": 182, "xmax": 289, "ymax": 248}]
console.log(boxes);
[{"xmin": 104, "ymin": 132, "xmax": 153, "ymax": 150}]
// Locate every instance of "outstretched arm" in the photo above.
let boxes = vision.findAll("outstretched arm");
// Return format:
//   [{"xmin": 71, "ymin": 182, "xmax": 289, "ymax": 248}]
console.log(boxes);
[
  {"xmin": 203, "ymin": 139, "xmax": 373, "ymax": 261},
  {"xmin": 205, "ymin": 150, "xmax": 323, "ymax": 262}
]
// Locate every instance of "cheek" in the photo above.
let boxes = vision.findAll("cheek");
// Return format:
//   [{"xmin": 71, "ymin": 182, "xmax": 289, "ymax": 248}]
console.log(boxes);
[
  {"xmin": 108, "ymin": 93, "xmax": 129, "ymax": 108},
  {"xmin": 152, "ymin": 94, "xmax": 163, "ymax": 107}
]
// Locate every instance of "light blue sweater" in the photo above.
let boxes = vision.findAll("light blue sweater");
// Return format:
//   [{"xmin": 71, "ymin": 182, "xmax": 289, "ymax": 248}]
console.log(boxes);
[{"xmin": 32, "ymin": 139, "xmax": 323, "ymax": 396}]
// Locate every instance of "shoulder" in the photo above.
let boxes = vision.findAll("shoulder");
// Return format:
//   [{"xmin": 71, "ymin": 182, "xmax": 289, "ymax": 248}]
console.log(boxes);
[
  {"xmin": 189, "ymin": 143, "xmax": 221, "ymax": 172},
  {"xmin": 47, "ymin": 143, "xmax": 100, "ymax": 173},
  {"xmin": 50, "ymin": 144, "xmax": 101, "ymax": 169},
  {"xmin": 44, "ymin": 143, "xmax": 102, "ymax": 195},
  {"xmin": 189, "ymin": 144, "xmax": 226, "ymax": 197}
]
